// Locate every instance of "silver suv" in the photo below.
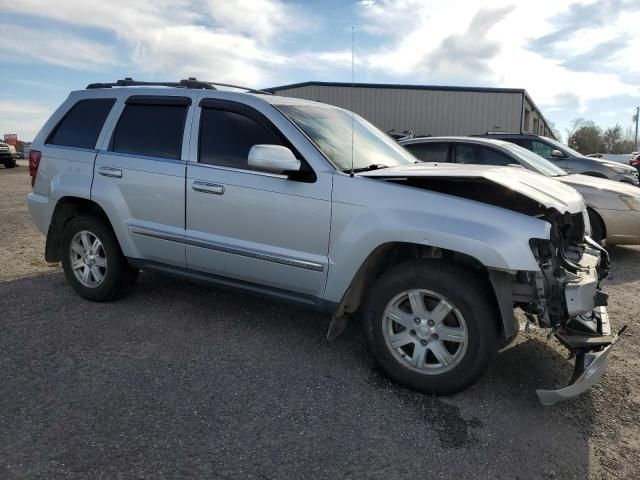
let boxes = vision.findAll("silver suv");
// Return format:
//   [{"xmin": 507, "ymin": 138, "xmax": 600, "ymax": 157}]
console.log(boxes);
[{"xmin": 27, "ymin": 79, "xmax": 615, "ymax": 404}]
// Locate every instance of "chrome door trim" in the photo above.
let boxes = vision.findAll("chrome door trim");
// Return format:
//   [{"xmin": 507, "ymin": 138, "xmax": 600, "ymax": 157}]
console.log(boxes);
[
  {"xmin": 129, "ymin": 225, "xmax": 184, "ymax": 243},
  {"xmin": 128, "ymin": 224, "xmax": 324, "ymax": 272}
]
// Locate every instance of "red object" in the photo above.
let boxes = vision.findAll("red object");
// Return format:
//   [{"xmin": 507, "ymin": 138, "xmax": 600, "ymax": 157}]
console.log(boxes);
[
  {"xmin": 29, "ymin": 150, "xmax": 42, "ymax": 187},
  {"xmin": 3, "ymin": 133, "xmax": 18, "ymax": 147},
  {"xmin": 630, "ymin": 156, "xmax": 640, "ymax": 167}
]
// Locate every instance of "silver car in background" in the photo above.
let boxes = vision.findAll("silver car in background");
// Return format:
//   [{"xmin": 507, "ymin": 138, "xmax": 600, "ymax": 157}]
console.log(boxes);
[
  {"xmin": 401, "ymin": 136, "xmax": 640, "ymax": 245},
  {"xmin": 476, "ymin": 133, "xmax": 640, "ymax": 186}
]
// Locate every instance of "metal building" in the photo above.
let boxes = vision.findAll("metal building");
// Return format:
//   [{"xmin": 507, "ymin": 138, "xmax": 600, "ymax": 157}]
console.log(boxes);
[{"xmin": 265, "ymin": 81, "xmax": 555, "ymax": 139}]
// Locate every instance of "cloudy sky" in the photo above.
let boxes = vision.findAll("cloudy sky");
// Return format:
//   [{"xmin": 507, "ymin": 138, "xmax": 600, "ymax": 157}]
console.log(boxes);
[{"xmin": 0, "ymin": 0, "xmax": 638, "ymax": 141}]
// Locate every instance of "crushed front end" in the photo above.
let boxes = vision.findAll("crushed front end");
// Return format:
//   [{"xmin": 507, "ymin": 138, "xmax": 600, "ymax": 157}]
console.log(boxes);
[{"xmin": 508, "ymin": 210, "xmax": 625, "ymax": 405}]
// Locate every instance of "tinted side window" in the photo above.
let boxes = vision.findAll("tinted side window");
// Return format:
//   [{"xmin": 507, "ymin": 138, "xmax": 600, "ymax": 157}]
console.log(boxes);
[
  {"xmin": 405, "ymin": 143, "xmax": 449, "ymax": 162},
  {"xmin": 112, "ymin": 104, "xmax": 188, "ymax": 160},
  {"xmin": 47, "ymin": 99, "xmax": 115, "ymax": 149},
  {"xmin": 480, "ymin": 147, "xmax": 516, "ymax": 166},
  {"xmin": 454, "ymin": 144, "xmax": 480, "ymax": 164},
  {"xmin": 199, "ymin": 108, "xmax": 284, "ymax": 168},
  {"xmin": 531, "ymin": 140, "xmax": 554, "ymax": 159}
]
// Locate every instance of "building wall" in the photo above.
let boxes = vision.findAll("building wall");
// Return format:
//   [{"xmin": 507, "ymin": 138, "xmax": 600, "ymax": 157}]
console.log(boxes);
[
  {"xmin": 272, "ymin": 85, "xmax": 524, "ymax": 137},
  {"xmin": 522, "ymin": 98, "xmax": 552, "ymax": 137}
]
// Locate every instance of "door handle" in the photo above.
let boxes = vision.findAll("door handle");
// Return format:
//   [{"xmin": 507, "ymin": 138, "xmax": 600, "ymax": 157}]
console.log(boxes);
[
  {"xmin": 192, "ymin": 181, "xmax": 225, "ymax": 195},
  {"xmin": 98, "ymin": 166, "xmax": 123, "ymax": 178}
]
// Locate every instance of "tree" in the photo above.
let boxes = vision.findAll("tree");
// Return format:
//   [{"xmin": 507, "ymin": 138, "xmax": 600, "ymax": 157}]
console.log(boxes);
[
  {"xmin": 603, "ymin": 124, "xmax": 623, "ymax": 153},
  {"xmin": 548, "ymin": 121, "xmax": 562, "ymax": 141},
  {"xmin": 567, "ymin": 120, "xmax": 604, "ymax": 155},
  {"xmin": 565, "ymin": 118, "xmax": 585, "ymax": 142}
]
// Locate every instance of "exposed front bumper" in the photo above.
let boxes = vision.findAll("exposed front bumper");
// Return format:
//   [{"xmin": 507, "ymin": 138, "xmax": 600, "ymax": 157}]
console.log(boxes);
[
  {"xmin": 537, "ymin": 339, "xmax": 612, "ymax": 405},
  {"xmin": 536, "ymin": 310, "xmax": 626, "ymax": 406}
]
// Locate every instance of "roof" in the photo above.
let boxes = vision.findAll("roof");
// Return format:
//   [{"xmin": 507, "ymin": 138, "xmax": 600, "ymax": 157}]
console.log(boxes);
[
  {"xmin": 265, "ymin": 81, "xmax": 527, "ymax": 95},
  {"xmin": 400, "ymin": 136, "xmax": 515, "ymax": 147}
]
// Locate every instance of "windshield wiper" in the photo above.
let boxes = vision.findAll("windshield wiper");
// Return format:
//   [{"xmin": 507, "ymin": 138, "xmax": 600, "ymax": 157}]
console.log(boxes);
[{"xmin": 348, "ymin": 164, "xmax": 390, "ymax": 173}]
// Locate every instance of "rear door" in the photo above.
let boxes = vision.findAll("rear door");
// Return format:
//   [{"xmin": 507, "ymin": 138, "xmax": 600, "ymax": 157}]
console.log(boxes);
[
  {"xmin": 92, "ymin": 95, "xmax": 193, "ymax": 267},
  {"xmin": 452, "ymin": 144, "xmax": 516, "ymax": 166},
  {"xmin": 184, "ymin": 99, "xmax": 332, "ymax": 299}
]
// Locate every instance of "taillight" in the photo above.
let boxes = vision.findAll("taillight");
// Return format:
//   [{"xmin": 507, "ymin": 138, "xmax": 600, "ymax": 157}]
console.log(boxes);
[{"xmin": 29, "ymin": 150, "xmax": 42, "ymax": 187}]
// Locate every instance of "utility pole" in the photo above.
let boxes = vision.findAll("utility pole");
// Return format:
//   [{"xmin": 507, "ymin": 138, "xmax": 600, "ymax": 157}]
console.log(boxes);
[{"xmin": 635, "ymin": 106, "xmax": 639, "ymax": 151}]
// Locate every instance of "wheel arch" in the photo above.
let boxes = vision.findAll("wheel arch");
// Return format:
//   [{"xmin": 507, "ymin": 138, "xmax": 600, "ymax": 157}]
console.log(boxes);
[
  {"xmin": 586, "ymin": 207, "xmax": 607, "ymax": 242},
  {"xmin": 327, "ymin": 241, "xmax": 513, "ymax": 341},
  {"xmin": 45, "ymin": 196, "xmax": 116, "ymax": 262}
]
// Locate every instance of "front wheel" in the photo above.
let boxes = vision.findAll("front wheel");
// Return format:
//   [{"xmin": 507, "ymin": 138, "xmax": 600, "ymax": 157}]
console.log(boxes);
[
  {"xmin": 4, "ymin": 160, "xmax": 16, "ymax": 168},
  {"xmin": 61, "ymin": 215, "xmax": 138, "ymax": 301},
  {"xmin": 364, "ymin": 260, "xmax": 499, "ymax": 395}
]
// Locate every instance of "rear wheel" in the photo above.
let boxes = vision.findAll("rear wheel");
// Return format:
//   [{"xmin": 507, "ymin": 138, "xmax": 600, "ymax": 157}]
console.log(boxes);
[
  {"xmin": 61, "ymin": 215, "xmax": 138, "ymax": 301},
  {"xmin": 4, "ymin": 159, "xmax": 16, "ymax": 168},
  {"xmin": 364, "ymin": 260, "xmax": 499, "ymax": 395}
]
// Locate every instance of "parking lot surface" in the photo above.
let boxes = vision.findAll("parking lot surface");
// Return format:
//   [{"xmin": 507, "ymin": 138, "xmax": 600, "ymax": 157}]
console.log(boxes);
[{"xmin": 1, "ymin": 162, "xmax": 639, "ymax": 479}]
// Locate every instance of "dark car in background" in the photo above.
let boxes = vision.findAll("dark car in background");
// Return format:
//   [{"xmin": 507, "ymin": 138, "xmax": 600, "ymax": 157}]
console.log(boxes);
[
  {"xmin": 0, "ymin": 141, "xmax": 17, "ymax": 169},
  {"xmin": 475, "ymin": 133, "xmax": 639, "ymax": 186}
]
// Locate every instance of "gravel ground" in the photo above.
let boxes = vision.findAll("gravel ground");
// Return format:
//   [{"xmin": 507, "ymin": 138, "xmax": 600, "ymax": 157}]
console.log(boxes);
[{"xmin": 1, "ymin": 161, "xmax": 639, "ymax": 479}]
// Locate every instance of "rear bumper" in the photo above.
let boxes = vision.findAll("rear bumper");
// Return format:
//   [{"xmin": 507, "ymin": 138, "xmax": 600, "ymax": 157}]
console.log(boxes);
[{"xmin": 26, "ymin": 192, "xmax": 54, "ymax": 235}]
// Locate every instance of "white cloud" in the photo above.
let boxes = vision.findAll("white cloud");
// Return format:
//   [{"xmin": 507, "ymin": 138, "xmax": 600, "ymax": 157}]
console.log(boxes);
[
  {"xmin": 0, "ymin": 0, "xmax": 638, "ymax": 135},
  {"xmin": 0, "ymin": 24, "xmax": 119, "ymax": 70},
  {"xmin": 0, "ymin": 0, "xmax": 303, "ymax": 85},
  {"xmin": 0, "ymin": 100, "xmax": 55, "ymax": 140}
]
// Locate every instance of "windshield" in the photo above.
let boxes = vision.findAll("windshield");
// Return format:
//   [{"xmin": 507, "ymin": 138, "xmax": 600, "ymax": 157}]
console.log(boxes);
[
  {"xmin": 501, "ymin": 143, "xmax": 568, "ymax": 177},
  {"xmin": 276, "ymin": 104, "xmax": 418, "ymax": 171},
  {"xmin": 540, "ymin": 136, "xmax": 584, "ymax": 157}
]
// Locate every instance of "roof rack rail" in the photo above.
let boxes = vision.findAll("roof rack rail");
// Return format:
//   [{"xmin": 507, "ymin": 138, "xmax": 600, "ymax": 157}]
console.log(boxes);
[{"xmin": 86, "ymin": 77, "xmax": 272, "ymax": 95}]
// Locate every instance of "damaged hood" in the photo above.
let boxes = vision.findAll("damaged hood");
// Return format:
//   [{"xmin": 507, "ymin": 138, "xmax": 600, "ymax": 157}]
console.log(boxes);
[{"xmin": 359, "ymin": 163, "xmax": 585, "ymax": 214}]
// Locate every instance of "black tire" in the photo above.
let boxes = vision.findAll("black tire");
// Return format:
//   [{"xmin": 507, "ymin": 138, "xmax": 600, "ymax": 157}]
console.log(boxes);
[
  {"xmin": 4, "ymin": 160, "xmax": 16, "ymax": 168},
  {"xmin": 61, "ymin": 215, "xmax": 138, "ymax": 301},
  {"xmin": 588, "ymin": 209, "xmax": 605, "ymax": 244},
  {"xmin": 363, "ymin": 259, "xmax": 499, "ymax": 395}
]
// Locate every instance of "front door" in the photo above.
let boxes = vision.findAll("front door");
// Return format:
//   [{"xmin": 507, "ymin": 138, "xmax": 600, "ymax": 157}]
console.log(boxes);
[{"xmin": 185, "ymin": 100, "xmax": 332, "ymax": 299}]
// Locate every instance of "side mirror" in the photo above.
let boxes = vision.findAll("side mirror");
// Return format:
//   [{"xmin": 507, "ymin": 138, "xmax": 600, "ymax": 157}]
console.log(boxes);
[
  {"xmin": 551, "ymin": 149, "xmax": 565, "ymax": 159},
  {"xmin": 248, "ymin": 145, "xmax": 301, "ymax": 175}
]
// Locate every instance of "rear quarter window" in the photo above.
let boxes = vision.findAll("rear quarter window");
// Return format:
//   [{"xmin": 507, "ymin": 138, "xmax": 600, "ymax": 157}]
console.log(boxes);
[{"xmin": 47, "ymin": 99, "xmax": 116, "ymax": 149}]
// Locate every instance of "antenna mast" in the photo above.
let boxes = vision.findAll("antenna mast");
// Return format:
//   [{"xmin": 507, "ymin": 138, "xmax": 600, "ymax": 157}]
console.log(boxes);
[{"xmin": 350, "ymin": 24, "xmax": 355, "ymax": 177}]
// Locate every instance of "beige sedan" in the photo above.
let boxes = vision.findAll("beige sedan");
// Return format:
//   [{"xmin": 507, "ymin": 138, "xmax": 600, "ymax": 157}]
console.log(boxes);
[{"xmin": 559, "ymin": 173, "xmax": 640, "ymax": 245}]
